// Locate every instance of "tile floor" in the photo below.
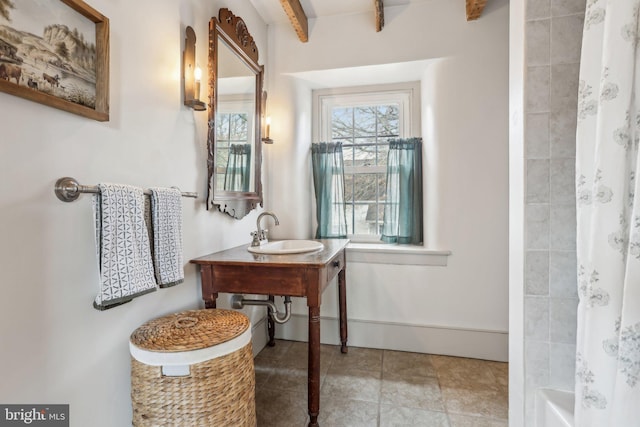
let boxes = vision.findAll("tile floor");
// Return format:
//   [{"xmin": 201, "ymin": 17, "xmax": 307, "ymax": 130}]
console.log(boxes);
[{"xmin": 254, "ymin": 340, "xmax": 508, "ymax": 427}]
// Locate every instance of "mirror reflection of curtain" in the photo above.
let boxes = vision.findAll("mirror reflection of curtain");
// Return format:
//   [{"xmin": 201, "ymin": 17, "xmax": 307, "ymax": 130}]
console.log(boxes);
[
  {"xmin": 311, "ymin": 142, "xmax": 348, "ymax": 239},
  {"xmin": 224, "ymin": 144, "xmax": 252, "ymax": 192},
  {"xmin": 381, "ymin": 137, "xmax": 423, "ymax": 244}
]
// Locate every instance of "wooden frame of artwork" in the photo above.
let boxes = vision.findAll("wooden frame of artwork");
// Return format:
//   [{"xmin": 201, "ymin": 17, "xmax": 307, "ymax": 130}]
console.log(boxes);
[{"xmin": 0, "ymin": 0, "xmax": 109, "ymax": 121}]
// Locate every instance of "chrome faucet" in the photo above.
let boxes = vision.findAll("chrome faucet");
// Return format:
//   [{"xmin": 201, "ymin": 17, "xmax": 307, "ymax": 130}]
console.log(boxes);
[{"xmin": 251, "ymin": 211, "xmax": 280, "ymax": 246}]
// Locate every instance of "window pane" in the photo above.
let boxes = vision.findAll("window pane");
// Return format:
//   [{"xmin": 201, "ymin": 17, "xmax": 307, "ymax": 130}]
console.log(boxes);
[
  {"xmin": 216, "ymin": 113, "xmax": 230, "ymax": 140},
  {"xmin": 229, "ymin": 113, "xmax": 248, "ymax": 141},
  {"xmin": 342, "ymin": 146, "xmax": 355, "ymax": 168},
  {"xmin": 376, "ymin": 139, "xmax": 390, "ymax": 166},
  {"xmin": 214, "ymin": 146, "xmax": 229, "ymax": 192},
  {"xmin": 377, "ymin": 173, "xmax": 387, "ymax": 201},
  {"xmin": 353, "ymin": 142, "xmax": 377, "ymax": 167},
  {"xmin": 354, "ymin": 107, "xmax": 376, "ymax": 137},
  {"xmin": 332, "ymin": 107, "xmax": 353, "ymax": 139},
  {"xmin": 353, "ymin": 173, "xmax": 385, "ymax": 203},
  {"xmin": 344, "ymin": 173, "xmax": 354, "ymax": 202},
  {"xmin": 342, "ymin": 172, "xmax": 386, "ymax": 236},
  {"xmin": 377, "ymin": 105, "xmax": 399, "ymax": 137},
  {"xmin": 216, "ymin": 148, "xmax": 228, "ymax": 169},
  {"xmin": 352, "ymin": 203, "xmax": 371, "ymax": 234},
  {"xmin": 344, "ymin": 204, "xmax": 354, "ymax": 235}
]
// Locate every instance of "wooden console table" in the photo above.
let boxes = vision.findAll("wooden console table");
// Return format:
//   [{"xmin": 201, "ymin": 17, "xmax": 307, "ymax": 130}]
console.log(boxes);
[{"xmin": 190, "ymin": 239, "xmax": 349, "ymax": 427}]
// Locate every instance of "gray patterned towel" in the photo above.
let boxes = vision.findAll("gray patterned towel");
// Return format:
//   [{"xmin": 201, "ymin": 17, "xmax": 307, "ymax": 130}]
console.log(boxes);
[
  {"xmin": 93, "ymin": 183, "xmax": 157, "ymax": 310},
  {"xmin": 149, "ymin": 187, "xmax": 184, "ymax": 288}
]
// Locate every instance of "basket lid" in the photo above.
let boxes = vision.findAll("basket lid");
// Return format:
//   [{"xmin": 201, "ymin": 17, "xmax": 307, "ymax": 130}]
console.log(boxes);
[{"xmin": 130, "ymin": 309, "xmax": 250, "ymax": 352}]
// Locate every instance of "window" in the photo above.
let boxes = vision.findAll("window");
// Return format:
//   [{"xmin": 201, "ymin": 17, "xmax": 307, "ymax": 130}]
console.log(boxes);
[
  {"xmin": 215, "ymin": 112, "xmax": 249, "ymax": 191},
  {"xmin": 314, "ymin": 83, "xmax": 421, "ymax": 241},
  {"xmin": 215, "ymin": 98, "xmax": 255, "ymax": 192}
]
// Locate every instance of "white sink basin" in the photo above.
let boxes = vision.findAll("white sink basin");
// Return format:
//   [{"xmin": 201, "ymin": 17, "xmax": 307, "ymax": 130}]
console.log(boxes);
[{"xmin": 247, "ymin": 240, "xmax": 324, "ymax": 255}]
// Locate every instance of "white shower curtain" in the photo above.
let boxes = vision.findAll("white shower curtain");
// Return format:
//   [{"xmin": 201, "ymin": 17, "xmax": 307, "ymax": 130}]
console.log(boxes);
[{"xmin": 575, "ymin": 0, "xmax": 640, "ymax": 425}]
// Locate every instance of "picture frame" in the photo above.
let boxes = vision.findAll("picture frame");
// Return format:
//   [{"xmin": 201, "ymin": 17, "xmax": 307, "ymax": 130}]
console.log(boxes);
[{"xmin": 0, "ymin": 0, "xmax": 109, "ymax": 121}]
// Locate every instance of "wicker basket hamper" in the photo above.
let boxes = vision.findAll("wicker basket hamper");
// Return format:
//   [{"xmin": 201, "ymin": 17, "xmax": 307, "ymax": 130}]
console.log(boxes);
[{"xmin": 129, "ymin": 309, "xmax": 256, "ymax": 426}]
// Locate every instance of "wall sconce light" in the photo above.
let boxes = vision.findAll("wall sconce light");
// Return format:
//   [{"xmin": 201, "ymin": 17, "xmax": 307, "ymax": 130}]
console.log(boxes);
[
  {"xmin": 262, "ymin": 116, "xmax": 273, "ymax": 144},
  {"xmin": 183, "ymin": 26, "xmax": 206, "ymax": 111},
  {"xmin": 261, "ymin": 91, "xmax": 273, "ymax": 144}
]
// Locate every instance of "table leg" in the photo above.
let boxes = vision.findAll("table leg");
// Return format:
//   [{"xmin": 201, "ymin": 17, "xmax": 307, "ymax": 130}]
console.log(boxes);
[
  {"xmin": 308, "ymin": 305, "xmax": 321, "ymax": 427},
  {"xmin": 267, "ymin": 295, "xmax": 276, "ymax": 346},
  {"xmin": 201, "ymin": 266, "xmax": 217, "ymax": 309},
  {"xmin": 204, "ymin": 294, "xmax": 217, "ymax": 309},
  {"xmin": 337, "ymin": 268, "xmax": 348, "ymax": 354}
]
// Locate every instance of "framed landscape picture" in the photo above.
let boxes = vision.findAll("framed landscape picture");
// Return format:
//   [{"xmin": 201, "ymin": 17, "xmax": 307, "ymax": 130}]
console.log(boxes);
[{"xmin": 0, "ymin": 0, "xmax": 109, "ymax": 121}]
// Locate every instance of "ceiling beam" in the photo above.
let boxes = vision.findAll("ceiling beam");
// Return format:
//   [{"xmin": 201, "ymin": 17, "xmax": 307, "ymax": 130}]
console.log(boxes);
[
  {"xmin": 280, "ymin": 0, "xmax": 309, "ymax": 42},
  {"xmin": 466, "ymin": 0, "xmax": 488, "ymax": 21},
  {"xmin": 374, "ymin": 0, "xmax": 384, "ymax": 32}
]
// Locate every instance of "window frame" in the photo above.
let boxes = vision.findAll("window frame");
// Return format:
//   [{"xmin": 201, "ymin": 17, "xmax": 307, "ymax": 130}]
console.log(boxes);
[{"xmin": 312, "ymin": 82, "xmax": 422, "ymax": 243}]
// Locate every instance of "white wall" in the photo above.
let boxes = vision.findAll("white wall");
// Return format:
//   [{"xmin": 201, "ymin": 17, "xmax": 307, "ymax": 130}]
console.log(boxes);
[
  {"xmin": 509, "ymin": 0, "xmax": 526, "ymax": 423},
  {"xmin": 266, "ymin": 0, "xmax": 510, "ymax": 360},
  {"xmin": 0, "ymin": 1, "xmax": 268, "ymax": 425}
]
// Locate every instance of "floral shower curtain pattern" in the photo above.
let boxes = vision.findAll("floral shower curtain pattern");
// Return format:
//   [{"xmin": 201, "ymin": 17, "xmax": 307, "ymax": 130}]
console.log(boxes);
[{"xmin": 575, "ymin": 0, "xmax": 640, "ymax": 424}]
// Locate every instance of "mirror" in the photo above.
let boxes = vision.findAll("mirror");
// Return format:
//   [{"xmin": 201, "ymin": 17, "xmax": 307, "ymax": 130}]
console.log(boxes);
[{"xmin": 207, "ymin": 8, "xmax": 264, "ymax": 219}]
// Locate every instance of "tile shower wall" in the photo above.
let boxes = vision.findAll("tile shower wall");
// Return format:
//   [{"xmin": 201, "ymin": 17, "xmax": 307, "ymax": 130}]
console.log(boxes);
[{"xmin": 524, "ymin": 0, "xmax": 585, "ymax": 423}]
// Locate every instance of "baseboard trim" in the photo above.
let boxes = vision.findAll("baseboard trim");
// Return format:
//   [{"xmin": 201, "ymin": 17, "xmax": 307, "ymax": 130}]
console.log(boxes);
[{"xmin": 273, "ymin": 314, "xmax": 508, "ymax": 362}]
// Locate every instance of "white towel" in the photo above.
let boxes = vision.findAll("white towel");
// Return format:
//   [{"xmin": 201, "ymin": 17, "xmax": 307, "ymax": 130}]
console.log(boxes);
[
  {"xmin": 93, "ymin": 183, "xmax": 157, "ymax": 310},
  {"xmin": 149, "ymin": 187, "xmax": 184, "ymax": 288}
]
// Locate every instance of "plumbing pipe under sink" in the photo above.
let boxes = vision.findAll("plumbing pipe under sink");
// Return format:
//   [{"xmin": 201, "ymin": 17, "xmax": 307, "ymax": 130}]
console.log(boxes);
[{"xmin": 231, "ymin": 294, "xmax": 292, "ymax": 324}]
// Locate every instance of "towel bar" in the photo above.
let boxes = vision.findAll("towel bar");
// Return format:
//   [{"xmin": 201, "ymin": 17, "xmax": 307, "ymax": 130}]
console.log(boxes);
[{"xmin": 54, "ymin": 177, "xmax": 198, "ymax": 202}]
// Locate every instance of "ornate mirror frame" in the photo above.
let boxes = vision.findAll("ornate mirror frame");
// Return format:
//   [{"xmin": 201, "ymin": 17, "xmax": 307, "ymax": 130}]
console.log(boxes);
[{"xmin": 207, "ymin": 8, "xmax": 264, "ymax": 219}]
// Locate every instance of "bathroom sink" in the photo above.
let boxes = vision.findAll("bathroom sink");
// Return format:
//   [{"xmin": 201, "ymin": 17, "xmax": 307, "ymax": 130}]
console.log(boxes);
[{"xmin": 247, "ymin": 240, "xmax": 324, "ymax": 255}]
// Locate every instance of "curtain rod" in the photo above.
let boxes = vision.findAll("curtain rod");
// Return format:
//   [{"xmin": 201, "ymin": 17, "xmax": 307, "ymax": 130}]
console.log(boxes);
[{"xmin": 54, "ymin": 177, "xmax": 197, "ymax": 203}]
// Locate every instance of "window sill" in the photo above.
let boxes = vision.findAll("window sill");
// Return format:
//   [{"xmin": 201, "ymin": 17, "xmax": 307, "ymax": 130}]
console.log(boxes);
[{"xmin": 346, "ymin": 243, "xmax": 451, "ymax": 266}]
